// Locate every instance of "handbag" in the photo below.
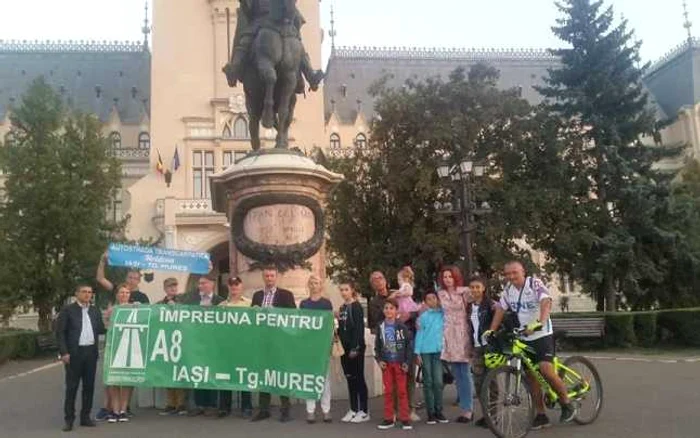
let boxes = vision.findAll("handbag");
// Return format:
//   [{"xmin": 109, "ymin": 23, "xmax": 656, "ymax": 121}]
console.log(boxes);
[
  {"xmin": 331, "ymin": 334, "xmax": 345, "ymax": 358},
  {"xmin": 442, "ymin": 361, "xmax": 455, "ymax": 385}
]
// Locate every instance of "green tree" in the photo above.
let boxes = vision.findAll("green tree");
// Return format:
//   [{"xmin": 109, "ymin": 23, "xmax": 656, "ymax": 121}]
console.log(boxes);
[
  {"xmin": 0, "ymin": 77, "xmax": 123, "ymax": 331},
  {"xmin": 325, "ymin": 66, "xmax": 565, "ymax": 294},
  {"xmin": 535, "ymin": 0, "xmax": 683, "ymax": 310}
]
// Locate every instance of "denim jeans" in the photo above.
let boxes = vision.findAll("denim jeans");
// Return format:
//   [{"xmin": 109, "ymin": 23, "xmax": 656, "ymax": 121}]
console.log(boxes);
[
  {"xmin": 420, "ymin": 353, "xmax": 444, "ymax": 415},
  {"xmin": 450, "ymin": 362, "xmax": 474, "ymax": 412}
]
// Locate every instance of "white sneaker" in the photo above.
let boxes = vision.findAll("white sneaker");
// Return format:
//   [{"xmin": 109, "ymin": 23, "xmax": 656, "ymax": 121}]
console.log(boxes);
[
  {"xmin": 341, "ymin": 410, "xmax": 357, "ymax": 423},
  {"xmin": 351, "ymin": 411, "xmax": 370, "ymax": 423},
  {"xmin": 410, "ymin": 410, "xmax": 421, "ymax": 422}
]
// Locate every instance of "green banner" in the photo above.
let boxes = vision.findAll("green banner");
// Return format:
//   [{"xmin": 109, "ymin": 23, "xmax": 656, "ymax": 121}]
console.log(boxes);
[{"xmin": 103, "ymin": 305, "xmax": 334, "ymax": 400}]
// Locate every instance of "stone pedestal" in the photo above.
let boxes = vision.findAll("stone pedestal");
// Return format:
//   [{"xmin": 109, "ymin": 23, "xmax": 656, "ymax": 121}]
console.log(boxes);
[{"xmin": 210, "ymin": 150, "xmax": 343, "ymax": 299}]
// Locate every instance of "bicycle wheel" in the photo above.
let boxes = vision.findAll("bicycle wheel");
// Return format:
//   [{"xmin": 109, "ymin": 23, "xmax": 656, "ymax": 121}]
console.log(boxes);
[
  {"xmin": 561, "ymin": 356, "xmax": 603, "ymax": 425},
  {"xmin": 480, "ymin": 366, "xmax": 534, "ymax": 438}
]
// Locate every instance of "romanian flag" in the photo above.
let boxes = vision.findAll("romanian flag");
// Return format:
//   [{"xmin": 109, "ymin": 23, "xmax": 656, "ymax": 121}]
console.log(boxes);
[{"xmin": 156, "ymin": 149, "xmax": 165, "ymax": 175}]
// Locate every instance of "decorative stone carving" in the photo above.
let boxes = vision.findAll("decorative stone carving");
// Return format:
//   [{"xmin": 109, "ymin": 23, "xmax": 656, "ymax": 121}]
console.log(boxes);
[{"xmin": 232, "ymin": 193, "xmax": 325, "ymax": 271}]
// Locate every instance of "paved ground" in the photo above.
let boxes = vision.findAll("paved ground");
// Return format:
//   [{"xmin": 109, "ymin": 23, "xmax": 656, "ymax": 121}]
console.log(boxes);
[{"xmin": 1, "ymin": 356, "xmax": 699, "ymax": 438}]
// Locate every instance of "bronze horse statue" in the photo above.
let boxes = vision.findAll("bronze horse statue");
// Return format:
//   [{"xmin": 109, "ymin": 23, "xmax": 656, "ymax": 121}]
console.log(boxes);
[{"xmin": 223, "ymin": 0, "xmax": 321, "ymax": 151}]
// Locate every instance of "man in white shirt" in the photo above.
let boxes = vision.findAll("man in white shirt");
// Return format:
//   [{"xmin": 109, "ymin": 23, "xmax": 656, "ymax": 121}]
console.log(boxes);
[
  {"xmin": 56, "ymin": 284, "xmax": 106, "ymax": 432},
  {"xmin": 488, "ymin": 261, "xmax": 575, "ymax": 430}
]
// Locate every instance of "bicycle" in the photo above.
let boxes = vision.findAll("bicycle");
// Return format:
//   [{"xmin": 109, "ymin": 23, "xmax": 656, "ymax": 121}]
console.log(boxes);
[{"xmin": 479, "ymin": 326, "xmax": 603, "ymax": 438}]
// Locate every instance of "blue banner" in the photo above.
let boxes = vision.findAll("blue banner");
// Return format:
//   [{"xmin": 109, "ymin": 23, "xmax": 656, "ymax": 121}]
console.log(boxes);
[{"xmin": 108, "ymin": 243, "xmax": 210, "ymax": 274}]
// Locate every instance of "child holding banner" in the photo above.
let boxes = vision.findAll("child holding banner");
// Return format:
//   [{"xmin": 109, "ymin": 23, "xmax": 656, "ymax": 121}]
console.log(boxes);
[{"xmin": 300, "ymin": 275, "xmax": 334, "ymax": 424}]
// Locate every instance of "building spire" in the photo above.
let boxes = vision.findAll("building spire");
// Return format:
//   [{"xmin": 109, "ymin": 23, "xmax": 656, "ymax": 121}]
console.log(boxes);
[
  {"xmin": 142, "ymin": 1, "xmax": 151, "ymax": 51},
  {"xmin": 683, "ymin": 0, "xmax": 693, "ymax": 45},
  {"xmin": 329, "ymin": 4, "xmax": 337, "ymax": 55}
]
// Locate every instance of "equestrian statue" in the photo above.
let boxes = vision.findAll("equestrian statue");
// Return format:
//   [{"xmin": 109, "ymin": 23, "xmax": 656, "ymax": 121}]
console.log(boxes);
[{"xmin": 223, "ymin": 0, "xmax": 324, "ymax": 150}]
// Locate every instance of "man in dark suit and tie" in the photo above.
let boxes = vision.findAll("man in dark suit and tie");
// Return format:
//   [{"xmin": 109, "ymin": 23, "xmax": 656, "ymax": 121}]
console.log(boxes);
[
  {"xmin": 56, "ymin": 284, "xmax": 107, "ymax": 432},
  {"xmin": 182, "ymin": 274, "xmax": 225, "ymax": 417},
  {"xmin": 250, "ymin": 265, "xmax": 296, "ymax": 422}
]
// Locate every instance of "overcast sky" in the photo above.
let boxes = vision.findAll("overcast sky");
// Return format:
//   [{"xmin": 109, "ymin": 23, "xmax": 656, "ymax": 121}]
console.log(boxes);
[{"xmin": 0, "ymin": 0, "xmax": 697, "ymax": 65}]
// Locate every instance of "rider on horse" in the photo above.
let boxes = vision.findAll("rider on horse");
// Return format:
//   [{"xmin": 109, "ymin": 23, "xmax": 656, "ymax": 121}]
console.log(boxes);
[{"xmin": 223, "ymin": 0, "xmax": 324, "ymax": 93}]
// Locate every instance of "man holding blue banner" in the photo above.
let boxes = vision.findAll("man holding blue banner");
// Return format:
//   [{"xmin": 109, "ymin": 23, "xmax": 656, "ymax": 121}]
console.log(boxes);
[{"xmin": 97, "ymin": 251, "xmax": 150, "ymax": 305}]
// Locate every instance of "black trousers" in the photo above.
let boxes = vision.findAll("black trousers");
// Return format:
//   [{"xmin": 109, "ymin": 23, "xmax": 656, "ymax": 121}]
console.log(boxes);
[
  {"xmin": 258, "ymin": 392, "xmax": 290, "ymax": 413},
  {"xmin": 341, "ymin": 347, "xmax": 369, "ymax": 413},
  {"xmin": 63, "ymin": 345, "xmax": 98, "ymax": 423},
  {"xmin": 219, "ymin": 390, "xmax": 253, "ymax": 412}
]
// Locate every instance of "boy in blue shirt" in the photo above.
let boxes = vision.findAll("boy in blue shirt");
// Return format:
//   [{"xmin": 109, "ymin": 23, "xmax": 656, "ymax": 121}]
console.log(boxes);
[
  {"xmin": 375, "ymin": 299, "xmax": 412, "ymax": 430},
  {"xmin": 414, "ymin": 291, "xmax": 448, "ymax": 425}
]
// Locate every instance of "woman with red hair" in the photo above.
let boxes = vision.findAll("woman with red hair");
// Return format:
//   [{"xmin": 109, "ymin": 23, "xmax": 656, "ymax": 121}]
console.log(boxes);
[{"xmin": 437, "ymin": 265, "xmax": 474, "ymax": 423}]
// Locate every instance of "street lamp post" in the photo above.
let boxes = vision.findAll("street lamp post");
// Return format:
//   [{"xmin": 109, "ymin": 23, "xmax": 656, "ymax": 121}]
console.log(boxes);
[{"xmin": 436, "ymin": 160, "xmax": 490, "ymax": 276}]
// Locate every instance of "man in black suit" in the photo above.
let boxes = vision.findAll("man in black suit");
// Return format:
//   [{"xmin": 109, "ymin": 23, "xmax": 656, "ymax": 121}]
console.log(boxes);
[
  {"xmin": 56, "ymin": 284, "xmax": 107, "ymax": 432},
  {"xmin": 182, "ymin": 274, "xmax": 225, "ymax": 417},
  {"xmin": 250, "ymin": 265, "xmax": 296, "ymax": 423}
]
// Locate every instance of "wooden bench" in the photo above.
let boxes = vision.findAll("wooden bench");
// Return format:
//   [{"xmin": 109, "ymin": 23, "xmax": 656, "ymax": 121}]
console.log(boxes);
[
  {"xmin": 552, "ymin": 317, "xmax": 605, "ymax": 339},
  {"xmin": 36, "ymin": 333, "xmax": 58, "ymax": 352}
]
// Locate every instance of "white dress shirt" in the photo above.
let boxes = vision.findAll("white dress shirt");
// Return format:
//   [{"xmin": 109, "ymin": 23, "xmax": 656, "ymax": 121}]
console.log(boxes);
[{"xmin": 78, "ymin": 304, "xmax": 95, "ymax": 346}]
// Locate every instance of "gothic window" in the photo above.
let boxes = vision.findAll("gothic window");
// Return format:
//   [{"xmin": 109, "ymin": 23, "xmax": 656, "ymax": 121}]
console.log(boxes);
[
  {"xmin": 222, "ymin": 123, "xmax": 232, "ymax": 139},
  {"xmin": 330, "ymin": 133, "xmax": 341, "ymax": 150},
  {"xmin": 233, "ymin": 116, "xmax": 249, "ymax": 139},
  {"xmin": 138, "ymin": 132, "xmax": 150, "ymax": 149},
  {"xmin": 223, "ymin": 151, "xmax": 249, "ymax": 169},
  {"xmin": 355, "ymin": 133, "xmax": 367, "ymax": 149},
  {"xmin": 193, "ymin": 150, "xmax": 215, "ymax": 199},
  {"xmin": 109, "ymin": 131, "xmax": 121, "ymax": 149}
]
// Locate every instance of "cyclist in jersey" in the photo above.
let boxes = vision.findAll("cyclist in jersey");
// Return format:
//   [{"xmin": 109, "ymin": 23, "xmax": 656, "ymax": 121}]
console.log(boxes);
[{"xmin": 485, "ymin": 261, "xmax": 575, "ymax": 429}]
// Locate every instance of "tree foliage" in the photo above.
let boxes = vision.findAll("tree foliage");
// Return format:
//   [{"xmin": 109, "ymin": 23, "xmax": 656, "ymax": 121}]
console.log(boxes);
[
  {"xmin": 0, "ymin": 77, "xmax": 123, "ymax": 330},
  {"xmin": 531, "ymin": 0, "xmax": 688, "ymax": 310},
  {"xmin": 325, "ymin": 66, "xmax": 575, "ymax": 294}
]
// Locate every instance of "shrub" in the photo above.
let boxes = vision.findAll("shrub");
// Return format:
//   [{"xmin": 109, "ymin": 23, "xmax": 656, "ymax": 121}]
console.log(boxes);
[
  {"xmin": 657, "ymin": 309, "xmax": 700, "ymax": 347},
  {"xmin": 0, "ymin": 329, "xmax": 39, "ymax": 363},
  {"xmin": 633, "ymin": 312, "xmax": 658, "ymax": 347},
  {"xmin": 603, "ymin": 313, "xmax": 636, "ymax": 348}
]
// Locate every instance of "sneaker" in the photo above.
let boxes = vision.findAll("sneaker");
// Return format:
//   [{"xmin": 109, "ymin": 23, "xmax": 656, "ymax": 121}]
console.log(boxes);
[
  {"xmin": 410, "ymin": 410, "xmax": 421, "ymax": 422},
  {"xmin": 107, "ymin": 412, "xmax": 118, "ymax": 424},
  {"xmin": 350, "ymin": 411, "xmax": 370, "ymax": 423},
  {"xmin": 377, "ymin": 419, "xmax": 395, "ymax": 430},
  {"xmin": 341, "ymin": 410, "xmax": 357, "ymax": 423},
  {"xmin": 532, "ymin": 413, "xmax": 551, "ymax": 430},
  {"xmin": 118, "ymin": 412, "xmax": 129, "ymax": 423},
  {"xmin": 176, "ymin": 406, "xmax": 188, "ymax": 416},
  {"xmin": 475, "ymin": 417, "xmax": 488, "ymax": 428},
  {"xmin": 560, "ymin": 403, "xmax": 576, "ymax": 423},
  {"xmin": 251, "ymin": 411, "xmax": 271, "ymax": 422},
  {"xmin": 217, "ymin": 410, "xmax": 230, "ymax": 418},
  {"xmin": 426, "ymin": 414, "xmax": 437, "ymax": 425},
  {"xmin": 307, "ymin": 412, "xmax": 316, "ymax": 424},
  {"xmin": 159, "ymin": 406, "xmax": 176, "ymax": 416},
  {"xmin": 401, "ymin": 421, "xmax": 413, "ymax": 430},
  {"xmin": 323, "ymin": 412, "xmax": 333, "ymax": 423},
  {"xmin": 456, "ymin": 415, "xmax": 473, "ymax": 423},
  {"xmin": 435, "ymin": 412, "xmax": 449, "ymax": 424},
  {"xmin": 95, "ymin": 408, "xmax": 111, "ymax": 421},
  {"xmin": 188, "ymin": 407, "xmax": 205, "ymax": 417}
]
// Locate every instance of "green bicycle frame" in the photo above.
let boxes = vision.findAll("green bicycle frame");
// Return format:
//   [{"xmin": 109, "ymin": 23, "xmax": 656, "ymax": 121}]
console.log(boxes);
[{"xmin": 509, "ymin": 339, "xmax": 591, "ymax": 404}]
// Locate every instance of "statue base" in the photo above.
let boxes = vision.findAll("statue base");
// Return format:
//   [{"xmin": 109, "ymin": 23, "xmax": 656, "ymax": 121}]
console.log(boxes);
[{"xmin": 210, "ymin": 149, "xmax": 343, "ymax": 300}]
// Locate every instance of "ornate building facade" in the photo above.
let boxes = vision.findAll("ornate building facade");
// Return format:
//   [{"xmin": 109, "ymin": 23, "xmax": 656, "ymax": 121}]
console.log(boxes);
[{"xmin": 1, "ymin": 1, "xmax": 699, "ymax": 305}]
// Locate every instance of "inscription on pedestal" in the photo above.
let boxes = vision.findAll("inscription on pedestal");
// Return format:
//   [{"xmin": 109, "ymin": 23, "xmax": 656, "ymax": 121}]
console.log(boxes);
[{"xmin": 243, "ymin": 205, "xmax": 315, "ymax": 245}]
